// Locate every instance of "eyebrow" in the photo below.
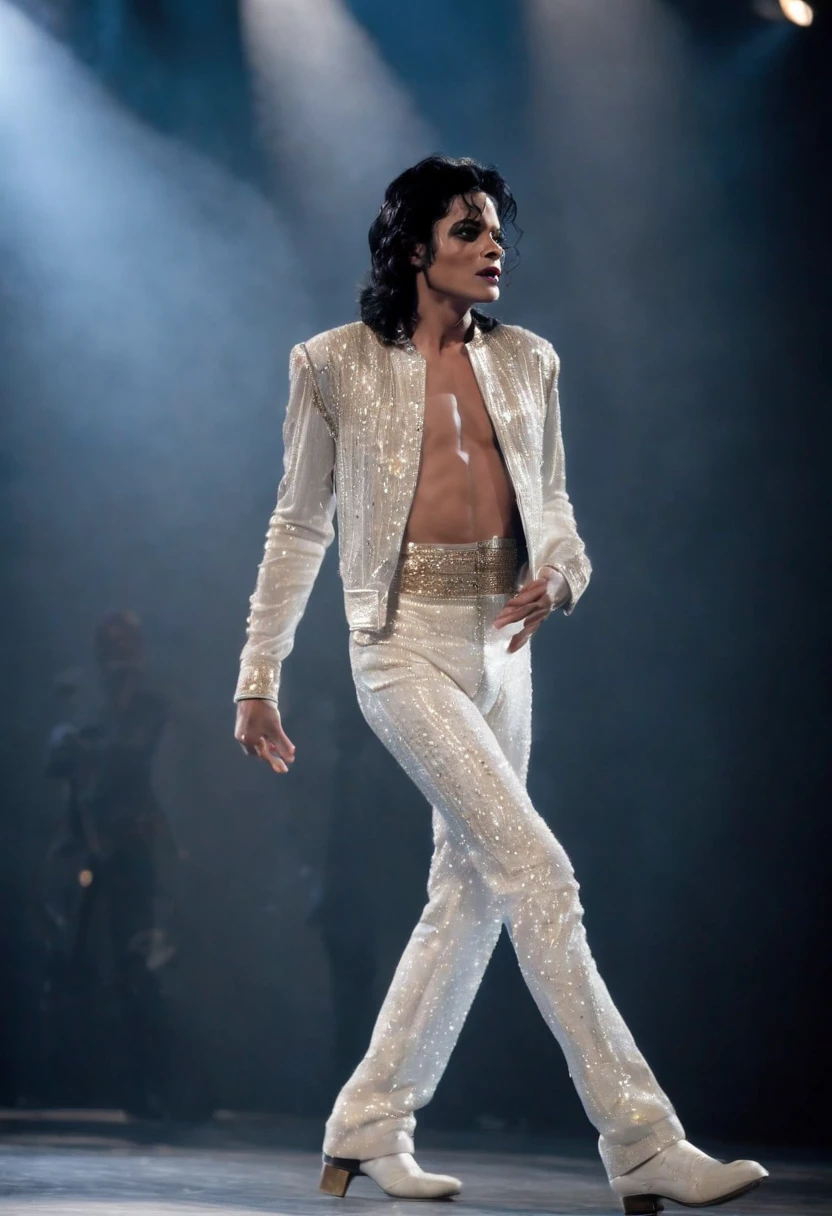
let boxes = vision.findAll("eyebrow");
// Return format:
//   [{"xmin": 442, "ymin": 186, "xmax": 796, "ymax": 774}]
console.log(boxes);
[{"xmin": 451, "ymin": 214, "xmax": 504, "ymax": 233}]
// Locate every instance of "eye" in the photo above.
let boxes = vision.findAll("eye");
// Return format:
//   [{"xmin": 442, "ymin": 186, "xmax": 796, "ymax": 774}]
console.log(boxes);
[{"xmin": 453, "ymin": 223, "xmax": 508, "ymax": 246}]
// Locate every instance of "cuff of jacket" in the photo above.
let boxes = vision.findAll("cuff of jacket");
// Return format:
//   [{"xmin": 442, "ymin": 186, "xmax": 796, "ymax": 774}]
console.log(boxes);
[
  {"xmin": 234, "ymin": 660, "xmax": 281, "ymax": 705},
  {"xmin": 538, "ymin": 551, "xmax": 592, "ymax": 617}
]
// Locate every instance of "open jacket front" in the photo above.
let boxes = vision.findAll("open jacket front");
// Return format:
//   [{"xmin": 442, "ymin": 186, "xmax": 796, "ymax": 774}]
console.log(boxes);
[{"xmin": 234, "ymin": 318, "xmax": 592, "ymax": 705}]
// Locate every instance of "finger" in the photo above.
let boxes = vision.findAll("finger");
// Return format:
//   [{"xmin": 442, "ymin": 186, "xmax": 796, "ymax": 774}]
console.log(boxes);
[
  {"xmin": 508, "ymin": 628, "xmax": 533, "ymax": 653},
  {"xmin": 504, "ymin": 580, "xmax": 547, "ymax": 607},
  {"xmin": 494, "ymin": 593, "xmax": 545, "ymax": 619},
  {"xmin": 264, "ymin": 732, "xmax": 295, "ymax": 764},
  {"xmin": 262, "ymin": 735, "xmax": 295, "ymax": 767},
  {"xmin": 508, "ymin": 627, "xmax": 532, "ymax": 652},
  {"xmin": 237, "ymin": 730, "xmax": 282, "ymax": 760},
  {"xmin": 494, "ymin": 597, "xmax": 548, "ymax": 626},
  {"xmin": 255, "ymin": 737, "xmax": 287, "ymax": 774},
  {"xmin": 496, "ymin": 581, "xmax": 550, "ymax": 610},
  {"xmin": 507, "ymin": 612, "xmax": 547, "ymax": 653},
  {"xmin": 253, "ymin": 734, "xmax": 285, "ymax": 773},
  {"xmin": 274, "ymin": 723, "xmax": 296, "ymax": 755}
]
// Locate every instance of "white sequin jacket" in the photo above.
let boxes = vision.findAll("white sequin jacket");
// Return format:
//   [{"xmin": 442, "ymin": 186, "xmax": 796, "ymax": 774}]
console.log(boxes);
[{"xmin": 234, "ymin": 319, "xmax": 592, "ymax": 704}]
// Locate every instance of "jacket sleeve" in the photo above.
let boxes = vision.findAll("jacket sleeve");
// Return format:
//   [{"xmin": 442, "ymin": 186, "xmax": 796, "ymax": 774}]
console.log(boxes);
[
  {"xmin": 536, "ymin": 344, "xmax": 592, "ymax": 616},
  {"xmin": 234, "ymin": 343, "xmax": 337, "ymax": 705}
]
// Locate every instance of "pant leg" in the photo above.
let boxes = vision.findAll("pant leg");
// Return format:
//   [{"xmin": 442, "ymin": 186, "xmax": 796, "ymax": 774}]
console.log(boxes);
[
  {"xmin": 324, "ymin": 606, "xmax": 536, "ymax": 1161},
  {"xmin": 323, "ymin": 803, "xmax": 503, "ymax": 1159},
  {"xmin": 484, "ymin": 661, "xmax": 685, "ymax": 1176},
  {"xmin": 326, "ymin": 601, "xmax": 684, "ymax": 1176}
]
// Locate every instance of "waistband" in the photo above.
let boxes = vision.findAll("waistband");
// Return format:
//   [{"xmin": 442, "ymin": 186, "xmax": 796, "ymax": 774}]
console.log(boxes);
[{"xmin": 395, "ymin": 537, "xmax": 522, "ymax": 598}]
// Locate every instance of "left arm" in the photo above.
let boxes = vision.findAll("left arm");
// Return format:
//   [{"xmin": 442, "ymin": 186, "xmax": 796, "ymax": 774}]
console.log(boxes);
[
  {"xmin": 536, "ymin": 344, "xmax": 592, "ymax": 615},
  {"xmin": 494, "ymin": 344, "xmax": 592, "ymax": 650}
]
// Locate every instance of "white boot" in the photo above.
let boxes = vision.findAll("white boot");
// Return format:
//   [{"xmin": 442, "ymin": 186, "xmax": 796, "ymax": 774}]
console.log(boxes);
[
  {"xmin": 320, "ymin": 1150, "xmax": 462, "ymax": 1199},
  {"xmin": 609, "ymin": 1138, "xmax": 769, "ymax": 1213}
]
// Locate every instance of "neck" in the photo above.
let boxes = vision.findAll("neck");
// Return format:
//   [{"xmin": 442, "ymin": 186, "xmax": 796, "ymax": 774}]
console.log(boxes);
[{"xmin": 410, "ymin": 283, "xmax": 475, "ymax": 356}]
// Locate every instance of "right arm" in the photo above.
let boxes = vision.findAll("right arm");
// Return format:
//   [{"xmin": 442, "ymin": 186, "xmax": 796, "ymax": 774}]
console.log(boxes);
[{"xmin": 234, "ymin": 343, "xmax": 336, "ymax": 771}]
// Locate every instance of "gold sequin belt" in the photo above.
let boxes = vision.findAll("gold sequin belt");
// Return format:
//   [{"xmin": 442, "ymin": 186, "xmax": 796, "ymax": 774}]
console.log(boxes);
[{"xmin": 395, "ymin": 537, "xmax": 523, "ymax": 598}]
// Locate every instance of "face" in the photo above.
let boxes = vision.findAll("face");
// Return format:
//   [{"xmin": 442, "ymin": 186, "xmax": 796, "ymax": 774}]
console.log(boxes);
[{"xmin": 412, "ymin": 190, "xmax": 505, "ymax": 304}]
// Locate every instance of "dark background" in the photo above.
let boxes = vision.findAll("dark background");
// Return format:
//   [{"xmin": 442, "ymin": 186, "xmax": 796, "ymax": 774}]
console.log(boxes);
[{"xmin": 1, "ymin": 0, "xmax": 829, "ymax": 1150}]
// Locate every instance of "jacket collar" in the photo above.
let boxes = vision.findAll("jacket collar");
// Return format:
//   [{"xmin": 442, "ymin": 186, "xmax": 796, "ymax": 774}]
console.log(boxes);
[{"xmin": 393, "ymin": 317, "xmax": 490, "ymax": 357}]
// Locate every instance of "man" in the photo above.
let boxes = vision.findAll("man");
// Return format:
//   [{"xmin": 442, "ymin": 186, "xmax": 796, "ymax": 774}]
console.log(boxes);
[
  {"xmin": 42, "ymin": 611, "xmax": 176, "ymax": 1117},
  {"xmin": 234, "ymin": 155, "xmax": 767, "ymax": 1213}
]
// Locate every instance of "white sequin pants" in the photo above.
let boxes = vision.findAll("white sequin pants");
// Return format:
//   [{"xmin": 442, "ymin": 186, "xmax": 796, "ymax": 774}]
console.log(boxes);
[{"xmin": 323, "ymin": 583, "xmax": 685, "ymax": 1179}]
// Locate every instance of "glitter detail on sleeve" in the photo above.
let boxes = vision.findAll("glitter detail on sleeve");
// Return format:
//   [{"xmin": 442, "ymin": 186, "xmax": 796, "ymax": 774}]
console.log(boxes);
[{"xmin": 233, "ymin": 343, "xmax": 337, "ymax": 704}]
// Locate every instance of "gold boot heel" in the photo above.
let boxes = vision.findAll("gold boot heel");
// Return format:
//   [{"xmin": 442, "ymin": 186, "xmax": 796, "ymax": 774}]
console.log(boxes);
[
  {"xmin": 319, "ymin": 1154, "xmax": 362, "ymax": 1197},
  {"xmin": 622, "ymin": 1198, "xmax": 664, "ymax": 1215}
]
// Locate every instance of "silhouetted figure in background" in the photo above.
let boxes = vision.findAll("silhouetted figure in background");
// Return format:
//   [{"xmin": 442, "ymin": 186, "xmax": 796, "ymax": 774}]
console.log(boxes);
[{"xmin": 39, "ymin": 610, "xmax": 177, "ymax": 1117}]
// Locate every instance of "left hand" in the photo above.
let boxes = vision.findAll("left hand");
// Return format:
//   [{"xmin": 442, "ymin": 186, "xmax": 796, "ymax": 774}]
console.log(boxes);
[{"xmin": 493, "ymin": 566, "xmax": 570, "ymax": 653}]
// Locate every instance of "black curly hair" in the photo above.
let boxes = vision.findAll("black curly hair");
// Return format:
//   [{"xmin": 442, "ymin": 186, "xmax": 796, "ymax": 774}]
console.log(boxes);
[{"xmin": 359, "ymin": 154, "xmax": 521, "ymax": 345}]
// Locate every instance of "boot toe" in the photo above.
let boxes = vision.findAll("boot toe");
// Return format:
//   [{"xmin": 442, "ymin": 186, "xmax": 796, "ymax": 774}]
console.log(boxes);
[
  {"xmin": 730, "ymin": 1158, "xmax": 769, "ymax": 1180},
  {"xmin": 385, "ymin": 1173, "xmax": 461, "ymax": 1199},
  {"xmin": 360, "ymin": 1153, "xmax": 462, "ymax": 1199},
  {"xmin": 610, "ymin": 1140, "xmax": 769, "ymax": 1210}
]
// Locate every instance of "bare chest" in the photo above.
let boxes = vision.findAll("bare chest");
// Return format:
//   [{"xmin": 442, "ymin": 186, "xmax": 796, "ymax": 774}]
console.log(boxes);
[{"xmin": 421, "ymin": 350, "xmax": 498, "ymax": 452}]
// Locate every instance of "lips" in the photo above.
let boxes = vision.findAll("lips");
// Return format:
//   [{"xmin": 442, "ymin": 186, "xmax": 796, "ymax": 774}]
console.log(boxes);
[{"xmin": 477, "ymin": 268, "xmax": 501, "ymax": 281}]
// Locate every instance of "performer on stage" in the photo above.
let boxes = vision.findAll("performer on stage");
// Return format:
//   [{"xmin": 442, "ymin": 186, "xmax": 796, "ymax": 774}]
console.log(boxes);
[{"xmin": 233, "ymin": 155, "xmax": 767, "ymax": 1213}]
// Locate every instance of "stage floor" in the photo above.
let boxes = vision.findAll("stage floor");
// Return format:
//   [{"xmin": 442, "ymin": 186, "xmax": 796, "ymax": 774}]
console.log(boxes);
[{"xmin": 0, "ymin": 1112, "xmax": 828, "ymax": 1215}]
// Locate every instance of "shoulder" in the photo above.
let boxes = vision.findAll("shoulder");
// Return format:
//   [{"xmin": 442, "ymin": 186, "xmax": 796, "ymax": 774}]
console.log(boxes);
[
  {"xmin": 293, "ymin": 321, "xmax": 376, "ymax": 372},
  {"xmin": 486, "ymin": 321, "xmax": 559, "ymax": 376},
  {"xmin": 487, "ymin": 322, "xmax": 560, "ymax": 372}
]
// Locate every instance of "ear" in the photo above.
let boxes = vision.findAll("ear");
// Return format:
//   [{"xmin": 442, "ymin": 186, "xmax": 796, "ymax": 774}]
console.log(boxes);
[{"xmin": 410, "ymin": 242, "xmax": 426, "ymax": 270}]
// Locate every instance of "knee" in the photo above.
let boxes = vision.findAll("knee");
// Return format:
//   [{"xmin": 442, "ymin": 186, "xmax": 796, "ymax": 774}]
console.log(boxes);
[
  {"xmin": 477, "ymin": 817, "xmax": 575, "ymax": 881},
  {"xmin": 515, "ymin": 851, "xmax": 581, "ymax": 900},
  {"xmin": 484, "ymin": 840, "xmax": 584, "ymax": 910},
  {"xmin": 502, "ymin": 856, "xmax": 590, "ymax": 955}
]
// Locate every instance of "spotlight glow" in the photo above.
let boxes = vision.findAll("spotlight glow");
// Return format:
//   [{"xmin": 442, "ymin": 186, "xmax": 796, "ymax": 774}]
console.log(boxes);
[{"xmin": 780, "ymin": 0, "xmax": 814, "ymax": 24}]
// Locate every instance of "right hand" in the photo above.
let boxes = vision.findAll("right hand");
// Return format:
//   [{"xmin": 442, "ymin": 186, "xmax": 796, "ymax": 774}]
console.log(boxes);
[{"xmin": 234, "ymin": 699, "xmax": 295, "ymax": 774}]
